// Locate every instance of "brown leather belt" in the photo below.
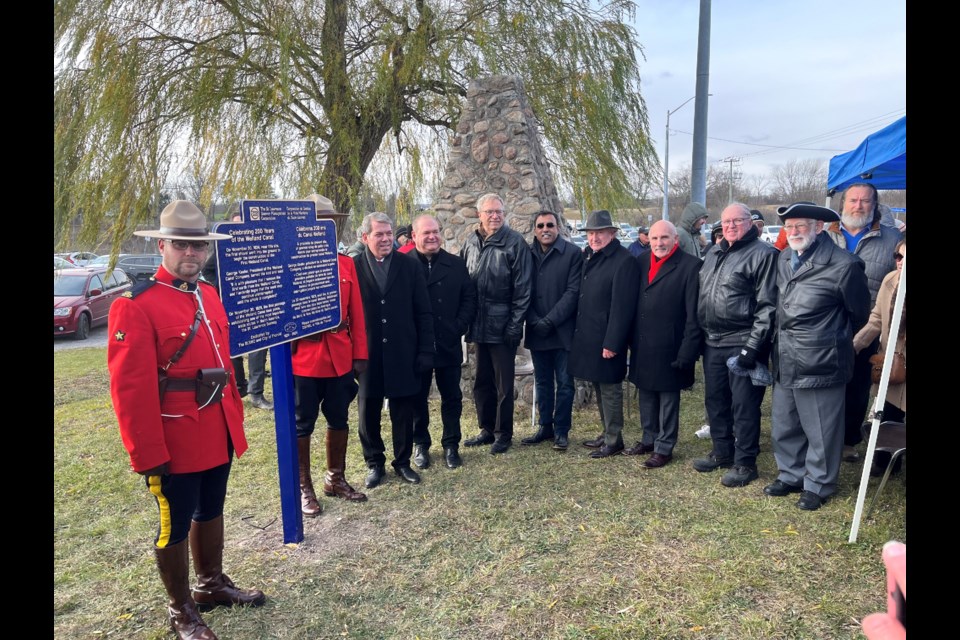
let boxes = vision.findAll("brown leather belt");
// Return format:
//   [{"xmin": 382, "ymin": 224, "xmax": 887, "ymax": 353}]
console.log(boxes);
[
  {"xmin": 164, "ymin": 377, "xmax": 197, "ymax": 391},
  {"xmin": 301, "ymin": 327, "xmax": 343, "ymax": 341}
]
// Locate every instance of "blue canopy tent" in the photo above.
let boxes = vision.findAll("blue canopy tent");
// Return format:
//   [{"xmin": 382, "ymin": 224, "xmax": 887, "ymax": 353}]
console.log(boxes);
[{"xmin": 827, "ymin": 116, "xmax": 906, "ymax": 195}]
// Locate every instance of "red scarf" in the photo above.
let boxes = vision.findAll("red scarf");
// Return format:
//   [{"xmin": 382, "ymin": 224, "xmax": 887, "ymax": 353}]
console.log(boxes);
[{"xmin": 648, "ymin": 244, "xmax": 679, "ymax": 283}]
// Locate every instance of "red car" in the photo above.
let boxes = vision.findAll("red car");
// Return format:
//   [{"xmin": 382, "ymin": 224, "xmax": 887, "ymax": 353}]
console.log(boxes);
[{"xmin": 54, "ymin": 266, "xmax": 132, "ymax": 339}]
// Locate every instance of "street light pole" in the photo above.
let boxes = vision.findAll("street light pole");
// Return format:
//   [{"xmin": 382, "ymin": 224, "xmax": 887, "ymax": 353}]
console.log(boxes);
[{"xmin": 662, "ymin": 96, "xmax": 696, "ymax": 221}]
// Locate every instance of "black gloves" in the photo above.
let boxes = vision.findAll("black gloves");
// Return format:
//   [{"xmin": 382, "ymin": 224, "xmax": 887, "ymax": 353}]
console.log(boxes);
[
  {"xmin": 505, "ymin": 332, "xmax": 522, "ymax": 350},
  {"xmin": 736, "ymin": 347, "xmax": 758, "ymax": 370},
  {"xmin": 138, "ymin": 462, "xmax": 169, "ymax": 477},
  {"xmin": 352, "ymin": 359, "xmax": 368, "ymax": 375},
  {"xmin": 416, "ymin": 353, "xmax": 434, "ymax": 373},
  {"xmin": 532, "ymin": 318, "xmax": 554, "ymax": 338},
  {"xmin": 670, "ymin": 359, "xmax": 692, "ymax": 370}
]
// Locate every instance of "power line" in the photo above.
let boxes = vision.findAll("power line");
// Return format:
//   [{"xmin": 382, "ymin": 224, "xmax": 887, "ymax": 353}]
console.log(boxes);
[{"xmin": 670, "ymin": 108, "xmax": 906, "ymax": 158}]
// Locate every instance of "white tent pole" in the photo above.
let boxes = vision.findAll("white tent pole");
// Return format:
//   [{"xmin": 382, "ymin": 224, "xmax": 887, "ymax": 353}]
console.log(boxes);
[
  {"xmin": 531, "ymin": 381, "xmax": 537, "ymax": 429},
  {"xmin": 849, "ymin": 256, "xmax": 906, "ymax": 543}
]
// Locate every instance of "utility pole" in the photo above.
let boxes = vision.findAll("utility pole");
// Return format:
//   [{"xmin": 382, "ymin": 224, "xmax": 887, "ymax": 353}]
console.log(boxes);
[
  {"xmin": 691, "ymin": 0, "xmax": 712, "ymax": 206},
  {"xmin": 662, "ymin": 96, "xmax": 697, "ymax": 221},
  {"xmin": 720, "ymin": 156, "xmax": 740, "ymax": 204}
]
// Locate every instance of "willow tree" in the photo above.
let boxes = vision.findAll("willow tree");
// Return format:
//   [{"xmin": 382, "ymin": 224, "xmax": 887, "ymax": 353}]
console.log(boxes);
[{"xmin": 55, "ymin": 0, "xmax": 658, "ymax": 248}]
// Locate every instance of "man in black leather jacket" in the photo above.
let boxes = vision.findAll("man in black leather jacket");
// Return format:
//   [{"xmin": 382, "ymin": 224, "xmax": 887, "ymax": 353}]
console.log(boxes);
[
  {"xmin": 763, "ymin": 203, "xmax": 870, "ymax": 511},
  {"xmin": 460, "ymin": 193, "xmax": 533, "ymax": 454},
  {"xmin": 694, "ymin": 202, "xmax": 778, "ymax": 488}
]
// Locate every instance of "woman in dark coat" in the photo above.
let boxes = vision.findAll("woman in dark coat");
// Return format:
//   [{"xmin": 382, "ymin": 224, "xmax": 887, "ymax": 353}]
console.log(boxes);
[{"xmin": 625, "ymin": 220, "xmax": 703, "ymax": 467}]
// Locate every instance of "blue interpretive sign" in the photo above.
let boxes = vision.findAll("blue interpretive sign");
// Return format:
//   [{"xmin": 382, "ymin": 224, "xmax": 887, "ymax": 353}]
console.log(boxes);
[{"xmin": 213, "ymin": 199, "xmax": 341, "ymax": 357}]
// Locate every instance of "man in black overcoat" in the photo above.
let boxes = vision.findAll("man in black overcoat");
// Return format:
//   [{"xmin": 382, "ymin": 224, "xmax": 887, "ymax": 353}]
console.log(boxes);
[
  {"xmin": 353, "ymin": 212, "xmax": 436, "ymax": 488},
  {"xmin": 521, "ymin": 209, "xmax": 583, "ymax": 451},
  {"xmin": 409, "ymin": 214, "xmax": 477, "ymax": 470},
  {"xmin": 570, "ymin": 210, "xmax": 639, "ymax": 458},
  {"xmin": 625, "ymin": 220, "xmax": 703, "ymax": 468}
]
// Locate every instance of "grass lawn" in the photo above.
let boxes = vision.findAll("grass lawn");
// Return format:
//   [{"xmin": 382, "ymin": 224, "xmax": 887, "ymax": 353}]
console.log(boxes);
[{"xmin": 54, "ymin": 347, "xmax": 905, "ymax": 639}]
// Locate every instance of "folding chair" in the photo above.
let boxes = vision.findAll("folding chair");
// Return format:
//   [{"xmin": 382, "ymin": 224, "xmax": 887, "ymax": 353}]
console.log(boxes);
[{"xmin": 860, "ymin": 420, "xmax": 906, "ymax": 518}]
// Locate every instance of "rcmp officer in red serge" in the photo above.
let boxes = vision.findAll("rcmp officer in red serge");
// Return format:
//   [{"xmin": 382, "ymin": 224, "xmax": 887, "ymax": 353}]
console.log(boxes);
[
  {"xmin": 292, "ymin": 194, "xmax": 369, "ymax": 516},
  {"xmin": 108, "ymin": 200, "xmax": 265, "ymax": 640}
]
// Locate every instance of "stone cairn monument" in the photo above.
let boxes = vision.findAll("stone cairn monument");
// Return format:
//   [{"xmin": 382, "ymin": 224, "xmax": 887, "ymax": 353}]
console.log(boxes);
[{"xmin": 431, "ymin": 75, "xmax": 579, "ymax": 417}]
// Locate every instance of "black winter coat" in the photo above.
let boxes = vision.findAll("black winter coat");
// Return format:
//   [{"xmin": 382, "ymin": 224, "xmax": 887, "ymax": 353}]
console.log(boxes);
[
  {"xmin": 414, "ymin": 248, "xmax": 477, "ymax": 368},
  {"xmin": 773, "ymin": 232, "xmax": 870, "ymax": 389},
  {"xmin": 629, "ymin": 249, "xmax": 703, "ymax": 391},
  {"xmin": 569, "ymin": 239, "xmax": 639, "ymax": 384},
  {"xmin": 524, "ymin": 237, "xmax": 583, "ymax": 351},
  {"xmin": 354, "ymin": 250, "xmax": 435, "ymax": 398},
  {"xmin": 460, "ymin": 225, "xmax": 533, "ymax": 344}
]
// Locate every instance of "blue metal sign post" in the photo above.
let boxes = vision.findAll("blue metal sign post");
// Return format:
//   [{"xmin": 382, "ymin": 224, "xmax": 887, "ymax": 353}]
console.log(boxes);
[{"xmin": 214, "ymin": 199, "xmax": 342, "ymax": 544}]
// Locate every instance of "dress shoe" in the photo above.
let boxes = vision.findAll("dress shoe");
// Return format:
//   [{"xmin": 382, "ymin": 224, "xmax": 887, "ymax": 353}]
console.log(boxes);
[
  {"xmin": 581, "ymin": 434, "xmax": 605, "ymax": 449},
  {"xmin": 248, "ymin": 394, "xmax": 273, "ymax": 410},
  {"xmin": 413, "ymin": 444, "xmax": 431, "ymax": 469},
  {"xmin": 490, "ymin": 438, "xmax": 512, "ymax": 455},
  {"xmin": 464, "ymin": 430, "xmax": 495, "ymax": 447},
  {"xmin": 623, "ymin": 441, "xmax": 654, "ymax": 456},
  {"xmin": 763, "ymin": 479, "xmax": 803, "ymax": 497},
  {"xmin": 796, "ymin": 490, "xmax": 826, "ymax": 511},
  {"xmin": 641, "ymin": 453, "xmax": 672, "ymax": 468},
  {"xmin": 395, "ymin": 465, "xmax": 421, "ymax": 484},
  {"xmin": 365, "ymin": 465, "xmax": 387, "ymax": 489},
  {"xmin": 552, "ymin": 435, "xmax": 569, "ymax": 451},
  {"xmin": 842, "ymin": 445, "xmax": 860, "ymax": 462},
  {"xmin": 692, "ymin": 454, "xmax": 734, "ymax": 473},
  {"xmin": 721, "ymin": 464, "xmax": 759, "ymax": 487},
  {"xmin": 521, "ymin": 424, "xmax": 554, "ymax": 445},
  {"xmin": 444, "ymin": 447, "xmax": 462, "ymax": 469},
  {"xmin": 589, "ymin": 442, "xmax": 624, "ymax": 458}
]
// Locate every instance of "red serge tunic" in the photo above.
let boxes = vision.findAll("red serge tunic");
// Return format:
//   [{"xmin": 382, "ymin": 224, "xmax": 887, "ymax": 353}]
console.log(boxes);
[
  {"xmin": 107, "ymin": 265, "xmax": 247, "ymax": 474},
  {"xmin": 291, "ymin": 254, "xmax": 368, "ymax": 378}
]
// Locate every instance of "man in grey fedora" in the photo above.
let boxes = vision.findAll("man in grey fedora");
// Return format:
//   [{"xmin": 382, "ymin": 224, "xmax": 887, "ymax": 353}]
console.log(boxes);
[{"xmin": 571, "ymin": 209, "xmax": 639, "ymax": 458}]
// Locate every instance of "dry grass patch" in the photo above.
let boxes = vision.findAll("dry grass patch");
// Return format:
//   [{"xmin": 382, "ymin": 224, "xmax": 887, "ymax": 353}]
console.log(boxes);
[{"xmin": 55, "ymin": 348, "xmax": 905, "ymax": 639}]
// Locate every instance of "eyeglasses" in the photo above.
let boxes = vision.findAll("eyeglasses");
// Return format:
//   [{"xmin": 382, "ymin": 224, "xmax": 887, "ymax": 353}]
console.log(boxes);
[
  {"xmin": 720, "ymin": 218, "xmax": 751, "ymax": 227},
  {"xmin": 783, "ymin": 223, "xmax": 812, "ymax": 232},
  {"xmin": 480, "ymin": 209, "xmax": 504, "ymax": 216},
  {"xmin": 536, "ymin": 222, "xmax": 556, "ymax": 229},
  {"xmin": 168, "ymin": 240, "xmax": 210, "ymax": 251},
  {"xmin": 893, "ymin": 253, "xmax": 904, "ymax": 261}
]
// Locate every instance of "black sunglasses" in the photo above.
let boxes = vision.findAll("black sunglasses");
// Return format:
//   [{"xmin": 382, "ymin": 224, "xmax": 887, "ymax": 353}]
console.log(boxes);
[
  {"xmin": 536, "ymin": 222, "xmax": 556, "ymax": 229},
  {"xmin": 893, "ymin": 253, "xmax": 903, "ymax": 261}
]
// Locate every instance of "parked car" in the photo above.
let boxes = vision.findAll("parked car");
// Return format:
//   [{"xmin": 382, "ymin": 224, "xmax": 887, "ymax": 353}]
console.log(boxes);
[
  {"xmin": 54, "ymin": 256, "xmax": 73, "ymax": 270},
  {"xmin": 116, "ymin": 254, "xmax": 163, "ymax": 282},
  {"xmin": 88, "ymin": 253, "xmax": 133, "ymax": 268},
  {"xmin": 54, "ymin": 266, "xmax": 132, "ymax": 339},
  {"xmin": 570, "ymin": 235, "xmax": 587, "ymax": 250},
  {"xmin": 55, "ymin": 251, "xmax": 100, "ymax": 267},
  {"xmin": 760, "ymin": 225, "xmax": 782, "ymax": 244}
]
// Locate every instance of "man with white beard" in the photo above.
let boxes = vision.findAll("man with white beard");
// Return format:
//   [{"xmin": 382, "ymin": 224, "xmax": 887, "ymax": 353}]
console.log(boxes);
[
  {"xmin": 824, "ymin": 184, "xmax": 901, "ymax": 463},
  {"xmin": 765, "ymin": 203, "xmax": 870, "ymax": 511}
]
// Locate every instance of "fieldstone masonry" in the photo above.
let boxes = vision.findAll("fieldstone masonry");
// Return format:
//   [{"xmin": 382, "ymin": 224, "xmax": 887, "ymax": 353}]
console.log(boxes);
[
  {"xmin": 429, "ymin": 75, "xmax": 588, "ymax": 418},
  {"xmin": 432, "ymin": 75, "xmax": 563, "ymax": 255}
]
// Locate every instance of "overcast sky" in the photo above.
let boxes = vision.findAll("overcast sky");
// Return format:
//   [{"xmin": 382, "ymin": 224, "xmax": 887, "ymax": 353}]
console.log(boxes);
[{"xmin": 632, "ymin": 0, "xmax": 906, "ymax": 183}]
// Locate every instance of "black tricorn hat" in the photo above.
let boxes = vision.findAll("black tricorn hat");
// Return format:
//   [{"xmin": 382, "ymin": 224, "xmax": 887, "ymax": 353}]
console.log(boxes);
[{"xmin": 776, "ymin": 202, "xmax": 840, "ymax": 223}]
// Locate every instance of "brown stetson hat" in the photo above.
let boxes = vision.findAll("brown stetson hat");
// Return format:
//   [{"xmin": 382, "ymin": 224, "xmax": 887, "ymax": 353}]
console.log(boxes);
[
  {"xmin": 305, "ymin": 194, "xmax": 349, "ymax": 220},
  {"xmin": 134, "ymin": 200, "xmax": 232, "ymax": 240}
]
